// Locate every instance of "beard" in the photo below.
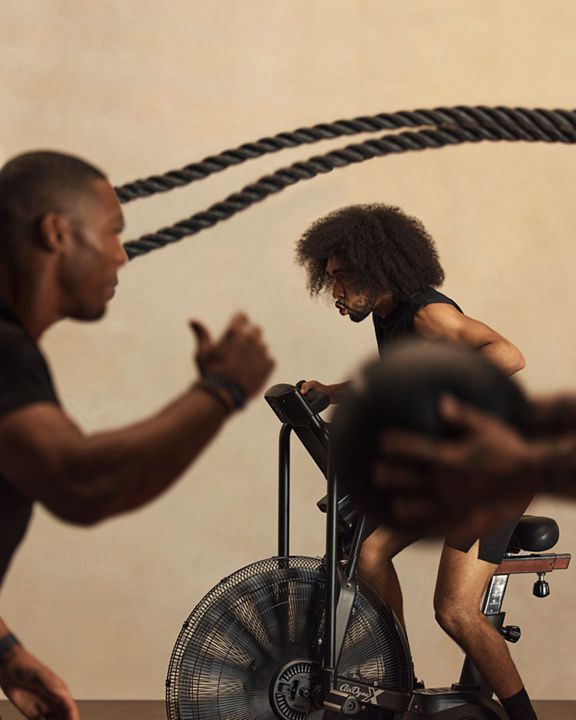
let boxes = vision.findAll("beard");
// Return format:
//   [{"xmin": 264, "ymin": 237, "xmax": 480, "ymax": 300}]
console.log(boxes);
[
  {"xmin": 336, "ymin": 298, "xmax": 374, "ymax": 323},
  {"xmin": 348, "ymin": 306, "xmax": 373, "ymax": 323}
]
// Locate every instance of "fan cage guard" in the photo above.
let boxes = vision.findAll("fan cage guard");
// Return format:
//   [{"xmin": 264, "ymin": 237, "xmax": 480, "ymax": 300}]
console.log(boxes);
[{"xmin": 166, "ymin": 555, "xmax": 413, "ymax": 720}]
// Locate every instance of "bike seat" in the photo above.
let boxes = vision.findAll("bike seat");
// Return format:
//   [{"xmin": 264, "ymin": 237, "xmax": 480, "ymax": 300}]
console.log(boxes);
[{"xmin": 506, "ymin": 515, "xmax": 559, "ymax": 554}]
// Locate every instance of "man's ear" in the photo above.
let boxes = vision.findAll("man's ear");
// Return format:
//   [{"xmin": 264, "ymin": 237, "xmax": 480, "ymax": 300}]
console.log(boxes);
[{"xmin": 38, "ymin": 212, "xmax": 71, "ymax": 252}]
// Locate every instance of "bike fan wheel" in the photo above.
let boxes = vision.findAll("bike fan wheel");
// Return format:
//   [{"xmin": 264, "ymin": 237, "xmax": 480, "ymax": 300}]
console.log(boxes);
[{"xmin": 166, "ymin": 556, "xmax": 413, "ymax": 720}]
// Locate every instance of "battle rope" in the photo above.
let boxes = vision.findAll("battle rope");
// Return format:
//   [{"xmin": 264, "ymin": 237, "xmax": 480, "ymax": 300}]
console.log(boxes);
[
  {"xmin": 120, "ymin": 106, "xmax": 576, "ymax": 260},
  {"xmin": 116, "ymin": 107, "xmax": 576, "ymax": 204}
]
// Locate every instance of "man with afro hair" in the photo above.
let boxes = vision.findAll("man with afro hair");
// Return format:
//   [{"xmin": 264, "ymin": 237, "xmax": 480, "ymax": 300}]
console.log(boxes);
[{"xmin": 296, "ymin": 204, "xmax": 537, "ymax": 720}]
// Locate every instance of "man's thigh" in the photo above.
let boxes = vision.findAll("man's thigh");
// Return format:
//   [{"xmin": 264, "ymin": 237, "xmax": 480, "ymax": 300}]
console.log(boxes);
[{"xmin": 434, "ymin": 541, "xmax": 498, "ymax": 612}]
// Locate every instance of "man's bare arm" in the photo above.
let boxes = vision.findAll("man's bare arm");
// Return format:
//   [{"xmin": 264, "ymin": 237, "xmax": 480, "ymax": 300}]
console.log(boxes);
[
  {"xmin": 0, "ymin": 391, "xmax": 228, "ymax": 524},
  {"xmin": 530, "ymin": 394, "xmax": 576, "ymax": 436},
  {"xmin": 0, "ymin": 313, "xmax": 274, "ymax": 525},
  {"xmin": 414, "ymin": 303, "xmax": 525, "ymax": 376}
]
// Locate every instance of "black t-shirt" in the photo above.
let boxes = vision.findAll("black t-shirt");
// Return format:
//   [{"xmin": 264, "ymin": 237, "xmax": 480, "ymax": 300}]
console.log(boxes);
[
  {"xmin": 372, "ymin": 288, "xmax": 462, "ymax": 356},
  {"xmin": 0, "ymin": 298, "xmax": 60, "ymax": 587}
]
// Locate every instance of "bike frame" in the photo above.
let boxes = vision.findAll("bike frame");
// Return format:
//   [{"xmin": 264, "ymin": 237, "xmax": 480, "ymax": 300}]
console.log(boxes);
[{"xmin": 275, "ymin": 411, "xmax": 413, "ymax": 714}]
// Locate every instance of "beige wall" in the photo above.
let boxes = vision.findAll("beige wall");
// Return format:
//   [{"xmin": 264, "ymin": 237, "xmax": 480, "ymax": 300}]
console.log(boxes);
[{"xmin": 1, "ymin": 0, "xmax": 576, "ymax": 702}]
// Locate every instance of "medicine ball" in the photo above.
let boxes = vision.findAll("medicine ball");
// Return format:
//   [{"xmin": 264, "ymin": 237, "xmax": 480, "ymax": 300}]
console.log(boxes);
[{"xmin": 330, "ymin": 338, "xmax": 530, "ymax": 520}]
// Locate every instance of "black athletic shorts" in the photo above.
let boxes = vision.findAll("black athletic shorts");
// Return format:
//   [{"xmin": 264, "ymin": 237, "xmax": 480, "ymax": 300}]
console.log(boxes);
[
  {"xmin": 361, "ymin": 511, "xmax": 523, "ymax": 566},
  {"xmin": 445, "ymin": 512, "xmax": 523, "ymax": 565}
]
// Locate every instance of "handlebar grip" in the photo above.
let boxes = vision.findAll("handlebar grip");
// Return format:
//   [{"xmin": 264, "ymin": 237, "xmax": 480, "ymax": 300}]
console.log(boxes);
[{"xmin": 296, "ymin": 380, "xmax": 330, "ymax": 414}]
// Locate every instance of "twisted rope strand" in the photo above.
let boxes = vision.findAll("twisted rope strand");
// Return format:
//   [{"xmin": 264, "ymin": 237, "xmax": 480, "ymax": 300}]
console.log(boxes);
[
  {"xmin": 115, "ymin": 106, "xmax": 576, "ymax": 205},
  {"xmin": 123, "ymin": 117, "xmax": 576, "ymax": 260}
]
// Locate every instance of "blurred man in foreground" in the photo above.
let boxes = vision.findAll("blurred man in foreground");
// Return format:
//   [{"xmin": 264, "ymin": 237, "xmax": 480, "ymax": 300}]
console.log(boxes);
[{"xmin": 0, "ymin": 150, "xmax": 274, "ymax": 719}]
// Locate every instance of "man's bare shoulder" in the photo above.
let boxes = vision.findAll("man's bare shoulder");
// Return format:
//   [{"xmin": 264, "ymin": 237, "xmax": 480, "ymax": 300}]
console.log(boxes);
[{"xmin": 414, "ymin": 302, "xmax": 466, "ymax": 337}]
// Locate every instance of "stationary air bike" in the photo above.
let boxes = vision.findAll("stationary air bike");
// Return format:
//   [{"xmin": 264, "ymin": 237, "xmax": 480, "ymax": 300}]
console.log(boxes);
[{"xmin": 166, "ymin": 341, "xmax": 571, "ymax": 720}]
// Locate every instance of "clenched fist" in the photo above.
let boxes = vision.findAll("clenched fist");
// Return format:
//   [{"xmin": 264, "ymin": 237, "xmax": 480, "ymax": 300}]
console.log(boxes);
[{"xmin": 190, "ymin": 313, "xmax": 275, "ymax": 402}]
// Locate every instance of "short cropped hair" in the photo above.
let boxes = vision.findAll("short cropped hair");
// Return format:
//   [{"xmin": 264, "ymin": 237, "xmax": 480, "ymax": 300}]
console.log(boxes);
[
  {"xmin": 0, "ymin": 151, "xmax": 106, "ymax": 249},
  {"xmin": 295, "ymin": 204, "xmax": 445, "ymax": 301}
]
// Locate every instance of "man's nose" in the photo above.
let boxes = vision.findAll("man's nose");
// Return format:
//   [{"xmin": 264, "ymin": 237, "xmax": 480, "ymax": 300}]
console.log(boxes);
[
  {"xmin": 332, "ymin": 279, "xmax": 343, "ymax": 298},
  {"xmin": 116, "ymin": 240, "xmax": 129, "ymax": 267}
]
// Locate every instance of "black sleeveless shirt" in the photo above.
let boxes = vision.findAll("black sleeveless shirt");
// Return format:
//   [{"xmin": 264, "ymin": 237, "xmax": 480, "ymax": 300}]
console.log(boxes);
[
  {"xmin": 373, "ymin": 288, "xmax": 462, "ymax": 357},
  {"xmin": 0, "ymin": 298, "xmax": 60, "ymax": 587}
]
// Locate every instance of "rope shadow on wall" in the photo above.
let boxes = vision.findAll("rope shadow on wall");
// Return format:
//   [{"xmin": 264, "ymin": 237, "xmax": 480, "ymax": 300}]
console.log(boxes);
[{"xmin": 116, "ymin": 106, "xmax": 576, "ymax": 261}]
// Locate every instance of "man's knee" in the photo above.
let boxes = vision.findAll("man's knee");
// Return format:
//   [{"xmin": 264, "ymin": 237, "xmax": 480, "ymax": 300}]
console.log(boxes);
[{"xmin": 434, "ymin": 596, "xmax": 478, "ymax": 640}]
